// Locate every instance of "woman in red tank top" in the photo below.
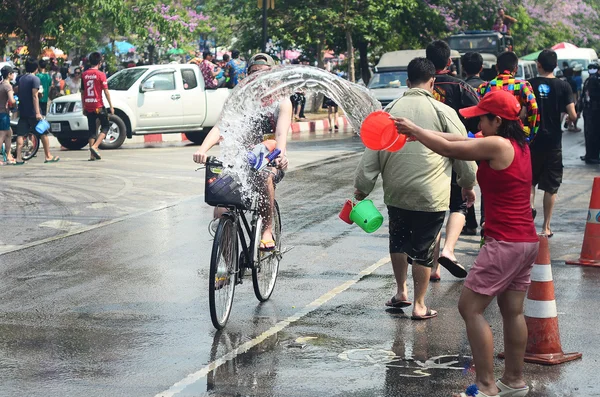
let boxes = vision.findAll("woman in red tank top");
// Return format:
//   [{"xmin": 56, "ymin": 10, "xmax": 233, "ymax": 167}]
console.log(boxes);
[{"xmin": 394, "ymin": 90, "xmax": 539, "ymax": 397}]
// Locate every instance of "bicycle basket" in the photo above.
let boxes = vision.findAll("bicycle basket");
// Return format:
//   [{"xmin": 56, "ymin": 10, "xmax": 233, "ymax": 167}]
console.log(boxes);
[{"xmin": 204, "ymin": 163, "xmax": 251, "ymax": 209}]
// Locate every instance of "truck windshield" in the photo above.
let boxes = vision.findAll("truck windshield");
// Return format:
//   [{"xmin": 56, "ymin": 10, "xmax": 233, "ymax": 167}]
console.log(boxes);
[
  {"xmin": 448, "ymin": 36, "xmax": 498, "ymax": 53},
  {"xmin": 108, "ymin": 68, "xmax": 148, "ymax": 91},
  {"xmin": 368, "ymin": 71, "xmax": 408, "ymax": 89}
]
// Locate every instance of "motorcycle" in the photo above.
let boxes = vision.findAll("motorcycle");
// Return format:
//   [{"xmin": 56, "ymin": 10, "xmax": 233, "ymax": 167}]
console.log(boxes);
[{"xmin": 1, "ymin": 118, "xmax": 40, "ymax": 162}]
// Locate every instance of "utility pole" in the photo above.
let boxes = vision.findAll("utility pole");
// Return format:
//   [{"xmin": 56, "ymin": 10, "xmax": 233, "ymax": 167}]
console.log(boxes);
[{"xmin": 262, "ymin": 0, "xmax": 268, "ymax": 52}]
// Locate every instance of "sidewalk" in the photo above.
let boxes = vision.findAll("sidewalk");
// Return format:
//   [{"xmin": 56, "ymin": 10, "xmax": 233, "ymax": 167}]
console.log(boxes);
[{"xmin": 48, "ymin": 113, "xmax": 352, "ymax": 149}]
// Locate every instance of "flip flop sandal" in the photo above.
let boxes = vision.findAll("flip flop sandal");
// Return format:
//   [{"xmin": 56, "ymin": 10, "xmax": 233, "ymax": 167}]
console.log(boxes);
[
  {"xmin": 385, "ymin": 296, "xmax": 412, "ymax": 308},
  {"xmin": 14, "ymin": 161, "xmax": 26, "ymax": 165},
  {"xmin": 430, "ymin": 275, "xmax": 441, "ymax": 282},
  {"xmin": 496, "ymin": 380, "xmax": 529, "ymax": 397},
  {"xmin": 88, "ymin": 158, "xmax": 96, "ymax": 161},
  {"xmin": 90, "ymin": 148, "xmax": 101, "ymax": 160},
  {"xmin": 259, "ymin": 239, "xmax": 276, "ymax": 252},
  {"xmin": 410, "ymin": 307, "xmax": 438, "ymax": 320},
  {"xmin": 457, "ymin": 384, "xmax": 499, "ymax": 397},
  {"xmin": 438, "ymin": 256, "xmax": 468, "ymax": 278},
  {"xmin": 44, "ymin": 156, "xmax": 60, "ymax": 163}
]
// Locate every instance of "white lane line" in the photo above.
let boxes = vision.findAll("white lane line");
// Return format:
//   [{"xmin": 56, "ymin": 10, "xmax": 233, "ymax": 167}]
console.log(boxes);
[
  {"xmin": 154, "ymin": 255, "xmax": 391, "ymax": 397},
  {"xmin": 0, "ymin": 195, "xmax": 202, "ymax": 256}
]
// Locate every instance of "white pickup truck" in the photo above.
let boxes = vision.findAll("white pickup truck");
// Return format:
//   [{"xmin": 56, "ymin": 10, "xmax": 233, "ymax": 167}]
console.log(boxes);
[{"xmin": 46, "ymin": 64, "xmax": 230, "ymax": 149}]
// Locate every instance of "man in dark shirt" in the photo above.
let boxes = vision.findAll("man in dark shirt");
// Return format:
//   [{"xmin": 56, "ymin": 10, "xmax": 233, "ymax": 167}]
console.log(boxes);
[
  {"xmin": 461, "ymin": 52, "xmax": 486, "ymax": 235},
  {"xmin": 14, "ymin": 58, "xmax": 59, "ymax": 164},
  {"xmin": 462, "ymin": 52, "xmax": 485, "ymax": 90},
  {"xmin": 528, "ymin": 49, "xmax": 577, "ymax": 236},
  {"xmin": 580, "ymin": 63, "xmax": 600, "ymax": 164},
  {"xmin": 426, "ymin": 40, "xmax": 479, "ymax": 281}
]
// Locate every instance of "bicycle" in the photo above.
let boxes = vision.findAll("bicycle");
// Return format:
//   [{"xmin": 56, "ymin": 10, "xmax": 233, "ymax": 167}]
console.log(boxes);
[{"xmin": 203, "ymin": 156, "xmax": 283, "ymax": 330}]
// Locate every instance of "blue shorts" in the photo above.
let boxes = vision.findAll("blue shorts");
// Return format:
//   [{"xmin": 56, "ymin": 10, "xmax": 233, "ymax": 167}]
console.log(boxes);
[{"xmin": 0, "ymin": 113, "xmax": 10, "ymax": 130}]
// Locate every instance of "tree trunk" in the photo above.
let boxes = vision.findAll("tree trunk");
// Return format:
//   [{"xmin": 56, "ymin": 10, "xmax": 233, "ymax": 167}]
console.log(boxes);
[
  {"xmin": 345, "ymin": 30, "xmax": 355, "ymax": 82},
  {"xmin": 316, "ymin": 38, "xmax": 325, "ymax": 69},
  {"xmin": 358, "ymin": 40, "xmax": 370, "ymax": 85},
  {"xmin": 25, "ymin": 34, "xmax": 42, "ymax": 59}
]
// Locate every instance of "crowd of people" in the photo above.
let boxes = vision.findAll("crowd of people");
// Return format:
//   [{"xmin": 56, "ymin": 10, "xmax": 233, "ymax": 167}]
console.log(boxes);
[
  {"xmin": 355, "ymin": 40, "xmax": 594, "ymax": 397},
  {"xmin": 0, "ymin": 52, "xmax": 113, "ymax": 165}
]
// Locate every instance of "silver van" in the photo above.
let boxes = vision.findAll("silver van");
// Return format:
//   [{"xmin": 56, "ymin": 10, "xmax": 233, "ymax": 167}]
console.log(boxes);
[{"xmin": 369, "ymin": 49, "xmax": 461, "ymax": 108}]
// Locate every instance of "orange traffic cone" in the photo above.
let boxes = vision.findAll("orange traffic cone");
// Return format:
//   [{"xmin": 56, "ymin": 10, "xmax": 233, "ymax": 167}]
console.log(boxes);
[
  {"xmin": 566, "ymin": 177, "xmax": 600, "ymax": 267},
  {"xmin": 523, "ymin": 234, "xmax": 582, "ymax": 365}
]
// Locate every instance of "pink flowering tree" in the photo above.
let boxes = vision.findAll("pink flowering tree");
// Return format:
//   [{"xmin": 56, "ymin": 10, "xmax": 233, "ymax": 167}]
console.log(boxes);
[
  {"xmin": 424, "ymin": 0, "xmax": 600, "ymax": 54},
  {"xmin": 132, "ymin": 2, "xmax": 211, "ymax": 63}
]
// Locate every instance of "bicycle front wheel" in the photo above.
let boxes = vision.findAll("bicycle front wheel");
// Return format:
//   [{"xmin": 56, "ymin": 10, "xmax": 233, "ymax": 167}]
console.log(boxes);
[
  {"xmin": 209, "ymin": 216, "xmax": 238, "ymax": 329},
  {"xmin": 253, "ymin": 200, "xmax": 281, "ymax": 302}
]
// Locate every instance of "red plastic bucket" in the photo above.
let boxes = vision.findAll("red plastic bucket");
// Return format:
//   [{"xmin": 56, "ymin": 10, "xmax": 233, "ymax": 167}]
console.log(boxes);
[
  {"xmin": 360, "ymin": 111, "xmax": 406, "ymax": 152},
  {"xmin": 339, "ymin": 200, "xmax": 354, "ymax": 224}
]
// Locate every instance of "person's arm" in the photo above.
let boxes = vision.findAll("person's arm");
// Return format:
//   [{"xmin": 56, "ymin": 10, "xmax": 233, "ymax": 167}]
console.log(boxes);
[
  {"xmin": 354, "ymin": 149, "xmax": 381, "ymax": 200},
  {"xmin": 193, "ymin": 125, "xmax": 222, "ymax": 163},
  {"xmin": 100, "ymin": 74, "xmax": 114, "ymax": 114},
  {"xmin": 521, "ymin": 81, "xmax": 538, "ymax": 137},
  {"xmin": 505, "ymin": 15, "xmax": 518, "ymax": 23},
  {"xmin": 274, "ymin": 98, "xmax": 292, "ymax": 169},
  {"xmin": 7, "ymin": 86, "xmax": 16, "ymax": 107},
  {"xmin": 32, "ymin": 87, "xmax": 41, "ymax": 119},
  {"xmin": 394, "ymin": 117, "xmax": 507, "ymax": 162},
  {"xmin": 563, "ymin": 82, "xmax": 577, "ymax": 122}
]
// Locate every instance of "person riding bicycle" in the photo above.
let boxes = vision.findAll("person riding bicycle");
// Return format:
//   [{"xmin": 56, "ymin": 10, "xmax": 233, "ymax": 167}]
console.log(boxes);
[{"xmin": 193, "ymin": 53, "xmax": 292, "ymax": 251}]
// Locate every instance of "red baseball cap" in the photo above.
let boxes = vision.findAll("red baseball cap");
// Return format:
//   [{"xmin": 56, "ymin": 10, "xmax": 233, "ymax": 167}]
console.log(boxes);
[{"xmin": 459, "ymin": 90, "xmax": 521, "ymax": 121}]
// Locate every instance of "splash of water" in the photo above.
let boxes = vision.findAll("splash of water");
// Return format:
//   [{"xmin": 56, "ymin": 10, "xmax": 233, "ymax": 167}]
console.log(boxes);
[{"xmin": 216, "ymin": 65, "xmax": 381, "ymax": 201}]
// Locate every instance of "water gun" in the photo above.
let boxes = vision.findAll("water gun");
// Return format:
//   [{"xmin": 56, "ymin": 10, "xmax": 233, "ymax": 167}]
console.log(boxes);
[
  {"xmin": 247, "ymin": 139, "xmax": 281, "ymax": 171},
  {"xmin": 467, "ymin": 131, "xmax": 484, "ymax": 138}
]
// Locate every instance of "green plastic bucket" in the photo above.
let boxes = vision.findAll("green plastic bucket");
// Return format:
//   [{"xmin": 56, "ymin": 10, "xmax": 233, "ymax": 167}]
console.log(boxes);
[{"xmin": 349, "ymin": 199, "xmax": 384, "ymax": 233}]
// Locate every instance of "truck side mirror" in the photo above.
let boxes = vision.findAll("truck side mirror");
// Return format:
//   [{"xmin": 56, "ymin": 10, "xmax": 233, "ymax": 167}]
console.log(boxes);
[{"xmin": 140, "ymin": 80, "xmax": 155, "ymax": 93}]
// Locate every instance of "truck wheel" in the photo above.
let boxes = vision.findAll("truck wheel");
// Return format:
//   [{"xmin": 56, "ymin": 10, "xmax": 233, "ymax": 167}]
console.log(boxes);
[
  {"xmin": 99, "ymin": 114, "xmax": 127, "ymax": 150},
  {"xmin": 57, "ymin": 137, "xmax": 88, "ymax": 150},
  {"xmin": 185, "ymin": 130, "xmax": 209, "ymax": 145}
]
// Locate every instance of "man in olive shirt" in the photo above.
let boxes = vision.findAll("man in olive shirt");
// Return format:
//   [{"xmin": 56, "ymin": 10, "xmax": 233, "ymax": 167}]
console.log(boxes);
[{"xmin": 355, "ymin": 58, "xmax": 477, "ymax": 320}]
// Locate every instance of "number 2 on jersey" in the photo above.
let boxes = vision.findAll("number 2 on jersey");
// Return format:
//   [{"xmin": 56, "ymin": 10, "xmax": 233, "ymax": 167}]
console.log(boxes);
[{"xmin": 86, "ymin": 80, "xmax": 94, "ymax": 97}]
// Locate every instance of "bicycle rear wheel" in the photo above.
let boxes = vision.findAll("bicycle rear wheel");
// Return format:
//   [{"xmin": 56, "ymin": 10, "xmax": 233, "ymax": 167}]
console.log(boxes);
[
  {"xmin": 209, "ymin": 216, "xmax": 238, "ymax": 329},
  {"xmin": 253, "ymin": 200, "xmax": 281, "ymax": 302}
]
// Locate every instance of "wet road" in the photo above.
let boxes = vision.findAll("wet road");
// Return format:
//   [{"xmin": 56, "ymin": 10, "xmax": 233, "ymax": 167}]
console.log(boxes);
[{"xmin": 0, "ymin": 129, "xmax": 599, "ymax": 397}]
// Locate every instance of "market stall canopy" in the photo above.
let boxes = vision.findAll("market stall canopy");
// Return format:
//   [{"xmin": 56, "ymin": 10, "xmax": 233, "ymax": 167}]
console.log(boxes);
[
  {"xmin": 521, "ymin": 50, "xmax": 541, "ymax": 61},
  {"xmin": 106, "ymin": 41, "xmax": 136, "ymax": 54},
  {"xmin": 552, "ymin": 42, "xmax": 578, "ymax": 50}
]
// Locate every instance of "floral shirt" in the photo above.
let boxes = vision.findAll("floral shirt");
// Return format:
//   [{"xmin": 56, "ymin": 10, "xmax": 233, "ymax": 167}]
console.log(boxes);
[
  {"xmin": 200, "ymin": 59, "xmax": 217, "ymax": 88},
  {"xmin": 478, "ymin": 73, "xmax": 539, "ymax": 139}
]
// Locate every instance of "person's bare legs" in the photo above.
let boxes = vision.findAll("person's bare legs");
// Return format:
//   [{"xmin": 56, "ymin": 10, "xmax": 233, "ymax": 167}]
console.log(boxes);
[
  {"xmin": 542, "ymin": 191, "xmax": 556, "ymax": 236},
  {"xmin": 431, "ymin": 231, "xmax": 442, "ymax": 280},
  {"xmin": 88, "ymin": 137, "xmax": 96, "ymax": 160},
  {"xmin": 390, "ymin": 252, "xmax": 409, "ymax": 303},
  {"xmin": 15, "ymin": 135, "xmax": 24, "ymax": 162},
  {"xmin": 497, "ymin": 289, "xmax": 528, "ymax": 390},
  {"xmin": 454, "ymin": 287, "xmax": 498, "ymax": 397},
  {"xmin": 39, "ymin": 134, "xmax": 55, "ymax": 161},
  {"xmin": 530, "ymin": 186, "xmax": 536, "ymax": 209},
  {"xmin": 333, "ymin": 107, "xmax": 339, "ymax": 129},
  {"xmin": 412, "ymin": 263, "xmax": 432, "ymax": 317},
  {"xmin": 259, "ymin": 173, "xmax": 276, "ymax": 248},
  {"xmin": 0, "ymin": 130, "xmax": 15, "ymax": 162},
  {"xmin": 91, "ymin": 132, "xmax": 106, "ymax": 151},
  {"xmin": 327, "ymin": 106, "xmax": 333, "ymax": 131},
  {"xmin": 440, "ymin": 212, "xmax": 465, "ymax": 262}
]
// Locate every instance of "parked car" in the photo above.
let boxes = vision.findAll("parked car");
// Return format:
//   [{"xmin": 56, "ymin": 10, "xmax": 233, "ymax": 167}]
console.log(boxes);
[
  {"xmin": 515, "ymin": 60, "xmax": 539, "ymax": 81},
  {"xmin": 369, "ymin": 49, "xmax": 461, "ymax": 108},
  {"xmin": 46, "ymin": 64, "xmax": 231, "ymax": 150}
]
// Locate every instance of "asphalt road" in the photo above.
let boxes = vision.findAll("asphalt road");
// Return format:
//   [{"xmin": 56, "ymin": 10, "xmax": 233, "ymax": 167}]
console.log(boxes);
[{"xmin": 0, "ymin": 129, "xmax": 598, "ymax": 397}]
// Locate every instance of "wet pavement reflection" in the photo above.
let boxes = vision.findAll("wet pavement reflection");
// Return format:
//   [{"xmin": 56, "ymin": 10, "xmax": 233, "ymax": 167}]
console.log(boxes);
[{"xmin": 0, "ymin": 132, "xmax": 598, "ymax": 396}]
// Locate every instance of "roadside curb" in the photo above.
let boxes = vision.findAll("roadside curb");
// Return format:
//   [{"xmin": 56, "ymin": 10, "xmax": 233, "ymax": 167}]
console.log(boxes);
[{"xmin": 49, "ymin": 116, "xmax": 352, "ymax": 149}]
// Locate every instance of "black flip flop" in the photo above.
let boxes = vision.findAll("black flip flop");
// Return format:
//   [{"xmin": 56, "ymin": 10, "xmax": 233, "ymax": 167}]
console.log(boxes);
[
  {"xmin": 430, "ymin": 275, "xmax": 441, "ymax": 282},
  {"xmin": 90, "ymin": 148, "xmax": 101, "ymax": 160},
  {"xmin": 411, "ymin": 308, "xmax": 438, "ymax": 320},
  {"xmin": 385, "ymin": 296, "xmax": 412, "ymax": 308},
  {"xmin": 437, "ymin": 256, "xmax": 468, "ymax": 278}
]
